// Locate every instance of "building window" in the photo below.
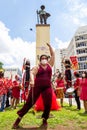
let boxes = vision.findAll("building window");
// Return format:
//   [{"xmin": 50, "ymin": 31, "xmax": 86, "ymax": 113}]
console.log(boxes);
[
  {"xmin": 75, "ymin": 35, "xmax": 87, "ymax": 41},
  {"xmin": 78, "ymin": 56, "xmax": 86, "ymax": 61},
  {"xmin": 79, "ymin": 62, "xmax": 87, "ymax": 69},
  {"xmin": 76, "ymin": 42, "xmax": 86, "ymax": 48},
  {"xmin": 76, "ymin": 48, "xmax": 87, "ymax": 54}
]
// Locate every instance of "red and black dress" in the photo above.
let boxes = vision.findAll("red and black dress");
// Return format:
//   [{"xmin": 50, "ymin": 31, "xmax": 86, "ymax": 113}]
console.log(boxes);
[{"xmin": 17, "ymin": 64, "xmax": 53, "ymax": 120}]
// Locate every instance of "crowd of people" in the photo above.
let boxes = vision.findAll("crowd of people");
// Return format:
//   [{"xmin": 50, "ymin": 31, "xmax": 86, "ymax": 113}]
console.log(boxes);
[
  {"xmin": 0, "ymin": 43, "xmax": 87, "ymax": 129},
  {"xmin": 0, "ymin": 71, "xmax": 22, "ymax": 112},
  {"xmin": 52, "ymin": 60, "xmax": 87, "ymax": 114}
]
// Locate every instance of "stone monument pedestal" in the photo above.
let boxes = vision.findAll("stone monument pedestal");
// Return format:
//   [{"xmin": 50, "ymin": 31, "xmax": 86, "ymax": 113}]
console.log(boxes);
[{"xmin": 36, "ymin": 24, "xmax": 50, "ymax": 65}]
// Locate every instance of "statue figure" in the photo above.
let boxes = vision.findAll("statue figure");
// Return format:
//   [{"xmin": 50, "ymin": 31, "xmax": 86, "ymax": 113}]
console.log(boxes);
[{"xmin": 37, "ymin": 5, "xmax": 51, "ymax": 24}]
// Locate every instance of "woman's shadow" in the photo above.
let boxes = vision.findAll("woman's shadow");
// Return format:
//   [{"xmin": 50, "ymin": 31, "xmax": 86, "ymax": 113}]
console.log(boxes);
[{"xmin": 14, "ymin": 125, "xmax": 47, "ymax": 130}]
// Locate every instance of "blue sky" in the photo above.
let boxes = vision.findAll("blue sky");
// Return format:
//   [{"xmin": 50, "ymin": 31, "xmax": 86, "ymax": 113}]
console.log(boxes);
[{"xmin": 0, "ymin": 0, "xmax": 87, "ymax": 68}]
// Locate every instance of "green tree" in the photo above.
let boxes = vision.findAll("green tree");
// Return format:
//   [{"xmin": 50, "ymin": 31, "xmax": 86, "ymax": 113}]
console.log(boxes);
[{"xmin": 0, "ymin": 62, "xmax": 3, "ymax": 69}]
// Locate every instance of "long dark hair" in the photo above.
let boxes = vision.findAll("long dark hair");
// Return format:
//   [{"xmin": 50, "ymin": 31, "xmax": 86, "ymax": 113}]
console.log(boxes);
[
  {"xmin": 25, "ymin": 60, "xmax": 30, "ymax": 81},
  {"xmin": 57, "ymin": 73, "xmax": 63, "ymax": 79}
]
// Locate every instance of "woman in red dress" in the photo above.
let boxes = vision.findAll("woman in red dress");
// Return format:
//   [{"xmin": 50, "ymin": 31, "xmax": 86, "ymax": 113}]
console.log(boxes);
[
  {"xmin": 80, "ymin": 71, "xmax": 87, "ymax": 114},
  {"xmin": 12, "ymin": 43, "xmax": 55, "ymax": 128},
  {"xmin": 11, "ymin": 75, "xmax": 21, "ymax": 109},
  {"xmin": 55, "ymin": 73, "xmax": 65, "ymax": 107}
]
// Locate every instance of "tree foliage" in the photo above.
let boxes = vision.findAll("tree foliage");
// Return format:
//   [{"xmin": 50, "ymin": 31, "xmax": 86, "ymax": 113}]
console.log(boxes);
[{"xmin": 0, "ymin": 62, "xmax": 4, "ymax": 69}]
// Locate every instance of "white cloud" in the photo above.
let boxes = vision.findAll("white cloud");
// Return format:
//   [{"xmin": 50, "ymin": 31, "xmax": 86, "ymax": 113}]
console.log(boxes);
[
  {"xmin": 55, "ymin": 37, "xmax": 69, "ymax": 49},
  {"xmin": 69, "ymin": 0, "xmax": 87, "ymax": 19},
  {"xmin": 0, "ymin": 21, "xmax": 36, "ymax": 69},
  {"xmin": 63, "ymin": 0, "xmax": 87, "ymax": 26}
]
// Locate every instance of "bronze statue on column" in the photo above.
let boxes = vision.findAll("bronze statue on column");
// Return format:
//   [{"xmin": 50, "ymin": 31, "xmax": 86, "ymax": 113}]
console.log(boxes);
[{"xmin": 36, "ymin": 5, "xmax": 51, "ymax": 24}]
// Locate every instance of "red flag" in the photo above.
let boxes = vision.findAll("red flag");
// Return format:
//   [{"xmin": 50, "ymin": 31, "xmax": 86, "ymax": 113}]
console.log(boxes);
[{"xmin": 70, "ymin": 56, "xmax": 79, "ymax": 70}]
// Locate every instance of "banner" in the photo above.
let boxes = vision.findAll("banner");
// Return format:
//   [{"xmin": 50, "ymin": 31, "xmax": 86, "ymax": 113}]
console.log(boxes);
[{"xmin": 70, "ymin": 56, "xmax": 79, "ymax": 70}]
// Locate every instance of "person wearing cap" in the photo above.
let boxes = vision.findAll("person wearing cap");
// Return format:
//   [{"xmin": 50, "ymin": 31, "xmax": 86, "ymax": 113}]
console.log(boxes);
[
  {"xmin": 12, "ymin": 43, "xmax": 55, "ymax": 129},
  {"xmin": 73, "ymin": 71, "xmax": 81, "ymax": 110}
]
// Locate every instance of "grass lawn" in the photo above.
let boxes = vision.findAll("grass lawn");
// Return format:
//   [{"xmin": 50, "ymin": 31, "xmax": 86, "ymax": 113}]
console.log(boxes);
[{"xmin": 0, "ymin": 102, "xmax": 87, "ymax": 130}]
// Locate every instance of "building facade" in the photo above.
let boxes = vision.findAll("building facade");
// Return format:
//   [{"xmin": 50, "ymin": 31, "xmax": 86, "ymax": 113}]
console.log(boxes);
[
  {"xmin": 55, "ymin": 25, "xmax": 87, "ymax": 74},
  {"xmin": 4, "ymin": 68, "xmax": 22, "ymax": 80},
  {"xmin": 67, "ymin": 25, "xmax": 87, "ymax": 73},
  {"xmin": 55, "ymin": 48, "xmax": 67, "ymax": 72}
]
